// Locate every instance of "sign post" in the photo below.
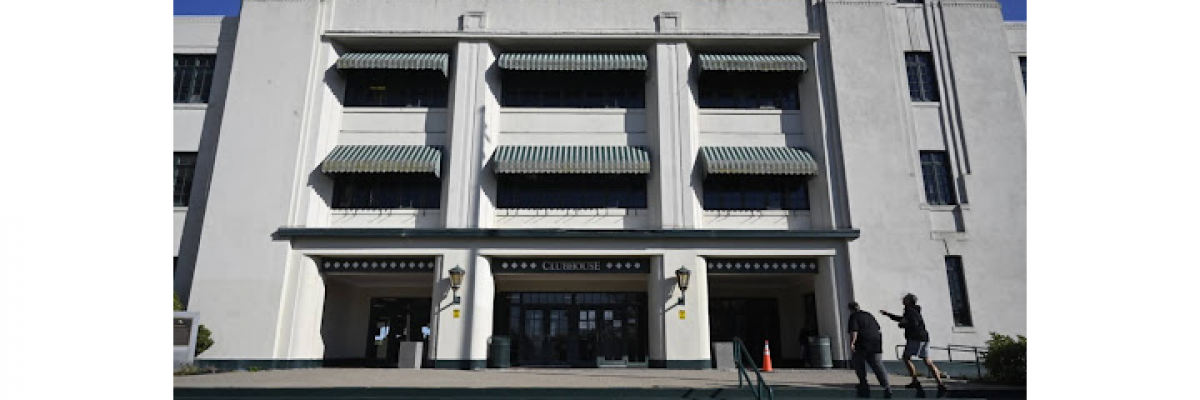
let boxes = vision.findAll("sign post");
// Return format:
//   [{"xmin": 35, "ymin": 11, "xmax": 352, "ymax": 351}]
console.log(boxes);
[{"xmin": 174, "ymin": 311, "xmax": 200, "ymax": 371}]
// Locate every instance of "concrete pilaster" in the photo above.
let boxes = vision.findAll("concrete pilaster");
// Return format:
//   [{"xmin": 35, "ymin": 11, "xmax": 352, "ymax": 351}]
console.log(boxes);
[
  {"xmin": 650, "ymin": 252, "xmax": 711, "ymax": 368},
  {"xmin": 650, "ymin": 42, "xmax": 703, "ymax": 229},
  {"xmin": 444, "ymin": 40, "xmax": 500, "ymax": 229},
  {"xmin": 814, "ymin": 256, "xmax": 847, "ymax": 362}
]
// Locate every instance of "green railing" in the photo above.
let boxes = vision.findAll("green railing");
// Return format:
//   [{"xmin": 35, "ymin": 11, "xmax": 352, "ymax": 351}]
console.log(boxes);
[{"xmin": 732, "ymin": 337, "xmax": 774, "ymax": 400}]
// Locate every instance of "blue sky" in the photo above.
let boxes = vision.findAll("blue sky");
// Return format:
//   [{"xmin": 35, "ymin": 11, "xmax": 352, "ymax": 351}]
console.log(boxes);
[{"xmin": 175, "ymin": 0, "xmax": 1027, "ymax": 21}]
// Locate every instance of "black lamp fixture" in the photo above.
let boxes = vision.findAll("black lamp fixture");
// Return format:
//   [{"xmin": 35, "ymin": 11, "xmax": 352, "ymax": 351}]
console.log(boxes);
[
  {"xmin": 448, "ymin": 266, "xmax": 465, "ymax": 305},
  {"xmin": 675, "ymin": 266, "xmax": 691, "ymax": 306}
]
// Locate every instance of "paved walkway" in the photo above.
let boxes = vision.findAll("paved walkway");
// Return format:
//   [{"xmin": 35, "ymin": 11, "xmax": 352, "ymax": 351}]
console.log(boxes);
[{"xmin": 176, "ymin": 368, "xmax": 983, "ymax": 389}]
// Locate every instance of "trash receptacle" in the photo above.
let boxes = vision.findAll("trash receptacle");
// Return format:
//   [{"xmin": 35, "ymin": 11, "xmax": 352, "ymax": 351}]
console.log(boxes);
[
  {"xmin": 488, "ymin": 336, "xmax": 511, "ymax": 368},
  {"xmin": 807, "ymin": 336, "xmax": 832, "ymax": 369}
]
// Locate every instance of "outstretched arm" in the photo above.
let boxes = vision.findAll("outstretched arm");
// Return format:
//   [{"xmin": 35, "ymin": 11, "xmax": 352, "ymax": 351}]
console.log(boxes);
[{"xmin": 880, "ymin": 310, "xmax": 902, "ymax": 322}]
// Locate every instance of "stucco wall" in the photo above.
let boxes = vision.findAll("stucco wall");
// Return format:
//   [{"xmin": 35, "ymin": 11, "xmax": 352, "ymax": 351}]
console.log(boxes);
[
  {"xmin": 329, "ymin": 0, "xmax": 810, "ymax": 35},
  {"xmin": 173, "ymin": 16, "xmax": 236, "ymax": 268},
  {"xmin": 821, "ymin": 0, "xmax": 1025, "ymax": 356},
  {"xmin": 330, "ymin": 210, "xmax": 444, "ymax": 228},
  {"xmin": 338, "ymin": 108, "xmax": 448, "ymax": 146}
]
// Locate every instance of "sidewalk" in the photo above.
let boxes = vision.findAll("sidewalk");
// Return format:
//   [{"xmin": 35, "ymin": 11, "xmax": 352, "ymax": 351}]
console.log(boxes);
[{"xmin": 176, "ymin": 368, "xmax": 995, "ymax": 389}]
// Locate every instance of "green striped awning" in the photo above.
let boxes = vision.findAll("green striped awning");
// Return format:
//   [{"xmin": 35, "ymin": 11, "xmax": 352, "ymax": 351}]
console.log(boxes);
[
  {"xmin": 497, "ymin": 53, "xmax": 648, "ymax": 71},
  {"xmin": 700, "ymin": 147, "xmax": 819, "ymax": 175},
  {"xmin": 697, "ymin": 54, "xmax": 808, "ymax": 72},
  {"xmin": 336, "ymin": 53, "xmax": 449, "ymax": 74},
  {"xmin": 493, "ymin": 146, "xmax": 651, "ymax": 174},
  {"xmin": 320, "ymin": 145, "xmax": 442, "ymax": 176}
]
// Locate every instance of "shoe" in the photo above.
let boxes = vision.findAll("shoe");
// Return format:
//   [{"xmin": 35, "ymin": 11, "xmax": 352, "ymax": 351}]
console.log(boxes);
[
  {"xmin": 936, "ymin": 384, "xmax": 947, "ymax": 398},
  {"xmin": 856, "ymin": 384, "xmax": 870, "ymax": 398},
  {"xmin": 906, "ymin": 380, "xmax": 922, "ymax": 389},
  {"xmin": 884, "ymin": 390, "xmax": 893, "ymax": 399}
]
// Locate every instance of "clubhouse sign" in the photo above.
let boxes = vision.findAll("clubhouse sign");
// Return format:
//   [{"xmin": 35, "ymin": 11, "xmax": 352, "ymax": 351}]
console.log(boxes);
[{"xmin": 494, "ymin": 258, "xmax": 649, "ymax": 273}]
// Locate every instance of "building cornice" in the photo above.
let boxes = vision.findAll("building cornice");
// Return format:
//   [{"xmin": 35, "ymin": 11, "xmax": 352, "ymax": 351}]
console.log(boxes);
[
  {"xmin": 174, "ymin": 16, "xmax": 229, "ymax": 23},
  {"xmin": 324, "ymin": 31, "xmax": 820, "ymax": 41},
  {"xmin": 275, "ymin": 227, "xmax": 861, "ymax": 240},
  {"xmin": 940, "ymin": 1, "xmax": 1002, "ymax": 9},
  {"xmin": 823, "ymin": 1, "xmax": 889, "ymax": 7}
]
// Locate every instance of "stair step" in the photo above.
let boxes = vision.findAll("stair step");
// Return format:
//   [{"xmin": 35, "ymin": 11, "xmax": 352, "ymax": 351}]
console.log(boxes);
[{"xmin": 174, "ymin": 387, "xmax": 1018, "ymax": 400}]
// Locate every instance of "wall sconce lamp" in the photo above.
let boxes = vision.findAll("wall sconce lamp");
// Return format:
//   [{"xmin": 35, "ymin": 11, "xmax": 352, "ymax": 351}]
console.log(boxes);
[
  {"xmin": 448, "ymin": 266, "xmax": 465, "ymax": 305},
  {"xmin": 675, "ymin": 266, "xmax": 691, "ymax": 306}
]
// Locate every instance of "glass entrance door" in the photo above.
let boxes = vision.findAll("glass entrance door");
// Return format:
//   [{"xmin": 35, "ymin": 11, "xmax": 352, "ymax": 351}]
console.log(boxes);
[
  {"xmin": 709, "ymin": 298, "xmax": 782, "ymax": 365},
  {"xmin": 498, "ymin": 292, "xmax": 647, "ymax": 367},
  {"xmin": 365, "ymin": 297, "xmax": 432, "ymax": 368}
]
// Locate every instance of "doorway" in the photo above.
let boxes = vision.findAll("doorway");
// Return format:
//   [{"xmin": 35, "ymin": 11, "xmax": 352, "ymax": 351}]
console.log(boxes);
[
  {"xmin": 364, "ymin": 297, "xmax": 431, "ymax": 368},
  {"xmin": 708, "ymin": 298, "xmax": 782, "ymax": 362},
  {"xmin": 496, "ymin": 292, "xmax": 648, "ymax": 367}
]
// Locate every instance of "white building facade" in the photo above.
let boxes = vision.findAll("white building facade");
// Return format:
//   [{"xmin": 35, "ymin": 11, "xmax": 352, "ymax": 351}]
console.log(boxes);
[{"xmin": 173, "ymin": 0, "xmax": 1026, "ymax": 370}]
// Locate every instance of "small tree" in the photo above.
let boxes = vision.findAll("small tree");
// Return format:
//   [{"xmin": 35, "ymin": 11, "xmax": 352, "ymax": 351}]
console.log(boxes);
[
  {"xmin": 983, "ymin": 332, "xmax": 1026, "ymax": 385},
  {"xmin": 175, "ymin": 293, "xmax": 215, "ymax": 356}
]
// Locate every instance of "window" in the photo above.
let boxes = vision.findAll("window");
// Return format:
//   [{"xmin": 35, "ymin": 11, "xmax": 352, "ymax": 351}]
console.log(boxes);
[
  {"xmin": 905, "ymin": 52, "xmax": 940, "ymax": 102},
  {"xmin": 944, "ymin": 256, "xmax": 973, "ymax": 327},
  {"xmin": 1018, "ymin": 56, "xmax": 1027, "ymax": 91},
  {"xmin": 698, "ymin": 71, "xmax": 799, "ymax": 110},
  {"xmin": 343, "ymin": 70, "xmax": 449, "ymax": 107},
  {"xmin": 174, "ymin": 55, "xmax": 216, "ymax": 103},
  {"xmin": 496, "ymin": 174, "xmax": 648, "ymax": 209},
  {"xmin": 174, "ymin": 152, "xmax": 197, "ymax": 207},
  {"xmin": 703, "ymin": 175, "xmax": 810, "ymax": 210},
  {"xmin": 919, "ymin": 151, "xmax": 956, "ymax": 206},
  {"xmin": 332, "ymin": 173, "xmax": 441, "ymax": 209},
  {"xmin": 502, "ymin": 71, "xmax": 645, "ymax": 108}
]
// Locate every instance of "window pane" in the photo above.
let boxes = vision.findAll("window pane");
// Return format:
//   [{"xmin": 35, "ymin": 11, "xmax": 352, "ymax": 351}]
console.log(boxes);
[
  {"xmin": 173, "ymin": 152, "xmax": 198, "ymax": 207},
  {"xmin": 702, "ymin": 175, "xmax": 810, "ymax": 211},
  {"xmin": 944, "ymin": 256, "xmax": 973, "ymax": 327},
  {"xmin": 501, "ymin": 70, "xmax": 645, "ymax": 108},
  {"xmin": 1019, "ymin": 56, "xmax": 1027, "ymax": 91},
  {"xmin": 919, "ymin": 151, "xmax": 956, "ymax": 205},
  {"xmin": 904, "ymin": 52, "xmax": 939, "ymax": 102},
  {"xmin": 174, "ymin": 55, "xmax": 217, "ymax": 104},
  {"xmin": 344, "ymin": 70, "xmax": 449, "ymax": 108},
  {"xmin": 496, "ymin": 174, "xmax": 648, "ymax": 209},
  {"xmin": 331, "ymin": 173, "xmax": 441, "ymax": 209},
  {"xmin": 698, "ymin": 71, "xmax": 800, "ymax": 110}
]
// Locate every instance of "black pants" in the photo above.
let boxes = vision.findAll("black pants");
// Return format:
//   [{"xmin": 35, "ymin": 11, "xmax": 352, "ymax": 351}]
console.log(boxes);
[{"xmin": 852, "ymin": 350, "xmax": 891, "ymax": 390}]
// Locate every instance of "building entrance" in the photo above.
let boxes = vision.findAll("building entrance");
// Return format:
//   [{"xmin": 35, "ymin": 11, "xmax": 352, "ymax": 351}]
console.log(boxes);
[
  {"xmin": 364, "ymin": 297, "xmax": 431, "ymax": 368},
  {"xmin": 709, "ymin": 298, "xmax": 782, "ymax": 363},
  {"xmin": 496, "ymin": 292, "xmax": 648, "ymax": 367}
]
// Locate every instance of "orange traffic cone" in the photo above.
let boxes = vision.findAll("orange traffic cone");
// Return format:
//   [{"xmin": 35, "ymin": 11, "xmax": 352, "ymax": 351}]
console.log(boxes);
[{"xmin": 762, "ymin": 340, "xmax": 774, "ymax": 372}]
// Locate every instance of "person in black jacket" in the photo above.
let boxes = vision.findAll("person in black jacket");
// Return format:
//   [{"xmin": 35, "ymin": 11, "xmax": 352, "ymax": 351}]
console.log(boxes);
[
  {"xmin": 848, "ymin": 302, "xmax": 892, "ymax": 398},
  {"xmin": 881, "ymin": 294, "xmax": 946, "ymax": 396}
]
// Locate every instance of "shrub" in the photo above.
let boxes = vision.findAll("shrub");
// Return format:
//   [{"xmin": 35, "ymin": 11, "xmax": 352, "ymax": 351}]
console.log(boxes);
[
  {"xmin": 174, "ymin": 364, "xmax": 220, "ymax": 376},
  {"xmin": 196, "ymin": 325, "xmax": 214, "ymax": 356},
  {"xmin": 983, "ymin": 332, "xmax": 1026, "ymax": 385}
]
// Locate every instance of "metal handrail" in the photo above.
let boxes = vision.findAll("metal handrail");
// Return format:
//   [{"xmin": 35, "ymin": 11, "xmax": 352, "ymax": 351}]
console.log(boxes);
[
  {"xmin": 893, "ymin": 343, "xmax": 989, "ymax": 379},
  {"xmin": 732, "ymin": 337, "xmax": 774, "ymax": 400}
]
